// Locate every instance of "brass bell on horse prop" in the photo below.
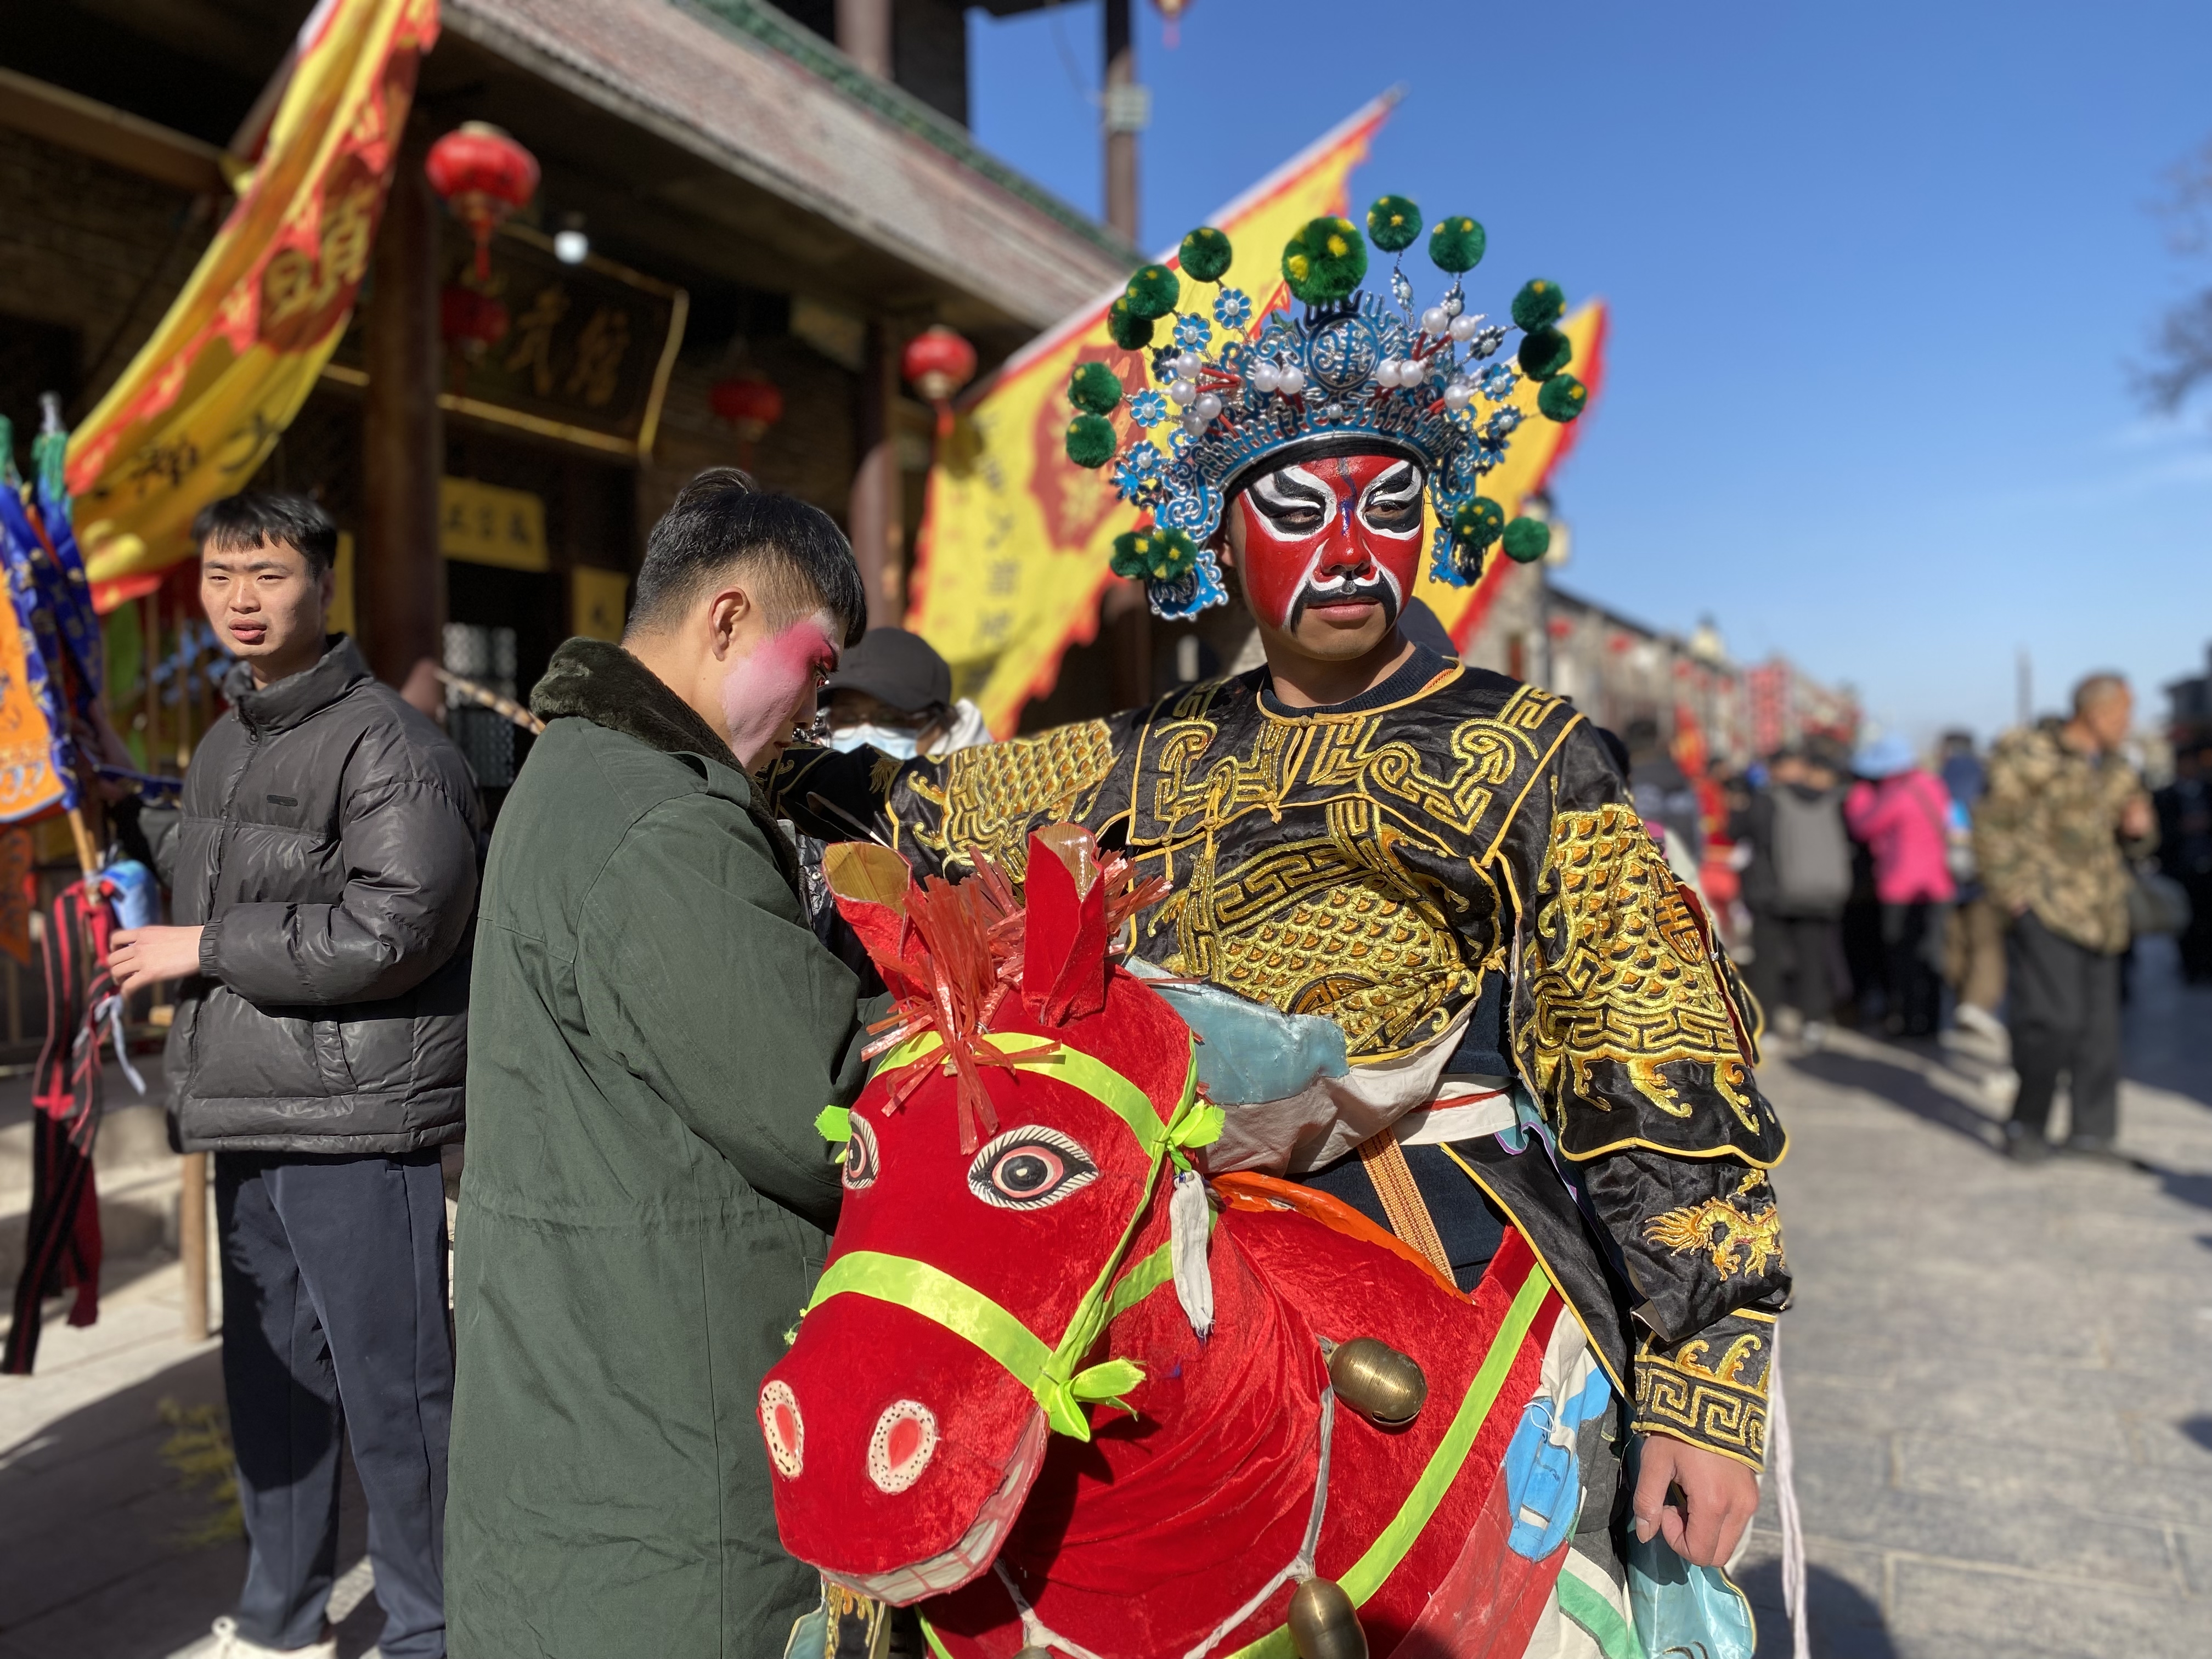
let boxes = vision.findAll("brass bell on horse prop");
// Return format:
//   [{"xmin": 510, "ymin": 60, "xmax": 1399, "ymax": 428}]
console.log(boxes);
[
  {"xmin": 1288, "ymin": 1578, "xmax": 1367, "ymax": 1659},
  {"xmin": 1326, "ymin": 1337, "xmax": 1428, "ymax": 1427}
]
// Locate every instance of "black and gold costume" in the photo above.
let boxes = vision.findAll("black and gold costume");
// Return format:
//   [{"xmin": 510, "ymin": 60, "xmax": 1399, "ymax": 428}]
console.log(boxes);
[{"xmin": 775, "ymin": 648, "xmax": 1790, "ymax": 1469}]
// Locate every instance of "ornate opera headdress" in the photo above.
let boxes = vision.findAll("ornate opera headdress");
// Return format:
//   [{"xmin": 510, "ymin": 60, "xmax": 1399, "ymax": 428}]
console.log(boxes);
[{"xmin": 1063, "ymin": 200, "xmax": 1587, "ymax": 618}]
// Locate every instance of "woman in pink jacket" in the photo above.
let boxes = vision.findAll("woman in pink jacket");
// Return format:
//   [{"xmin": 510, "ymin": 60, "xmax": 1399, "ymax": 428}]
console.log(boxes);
[{"xmin": 1847, "ymin": 735, "xmax": 1957, "ymax": 1036}]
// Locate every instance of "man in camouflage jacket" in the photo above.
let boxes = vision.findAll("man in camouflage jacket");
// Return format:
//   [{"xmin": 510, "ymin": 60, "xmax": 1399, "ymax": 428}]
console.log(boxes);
[{"xmin": 1974, "ymin": 674, "xmax": 2155, "ymax": 1159}]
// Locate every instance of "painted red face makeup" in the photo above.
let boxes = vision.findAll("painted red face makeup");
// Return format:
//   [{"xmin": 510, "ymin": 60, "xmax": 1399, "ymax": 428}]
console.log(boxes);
[
  {"xmin": 1231, "ymin": 453, "xmax": 1425, "ymax": 632},
  {"xmin": 721, "ymin": 612, "xmax": 839, "ymax": 770}
]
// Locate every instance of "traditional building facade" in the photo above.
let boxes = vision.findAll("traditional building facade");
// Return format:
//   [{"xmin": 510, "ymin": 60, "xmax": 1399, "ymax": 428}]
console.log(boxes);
[{"xmin": 1, "ymin": 0, "xmax": 1126, "ymax": 802}]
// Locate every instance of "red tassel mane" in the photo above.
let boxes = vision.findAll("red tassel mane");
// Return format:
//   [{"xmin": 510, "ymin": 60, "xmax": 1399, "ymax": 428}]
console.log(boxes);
[{"xmin": 825, "ymin": 830, "xmax": 1169, "ymax": 1153}]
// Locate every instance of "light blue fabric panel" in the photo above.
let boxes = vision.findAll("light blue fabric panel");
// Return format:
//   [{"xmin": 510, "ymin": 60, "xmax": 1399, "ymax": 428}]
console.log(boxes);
[{"xmin": 1142, "ymin": 977, "xmax": 1348, "ymax": 1105}]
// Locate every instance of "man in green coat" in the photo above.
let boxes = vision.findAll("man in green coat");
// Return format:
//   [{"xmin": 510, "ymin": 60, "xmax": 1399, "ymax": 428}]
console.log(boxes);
[{"xmin": 447, "ymin": 469, "xmax": 878, "ymax": 1657}]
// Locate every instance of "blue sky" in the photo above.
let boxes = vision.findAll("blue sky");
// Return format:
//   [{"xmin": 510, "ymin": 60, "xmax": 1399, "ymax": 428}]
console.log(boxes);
[{"xmin": 969, "ymin": 0, "xmax": 2212, "ymax": 744}]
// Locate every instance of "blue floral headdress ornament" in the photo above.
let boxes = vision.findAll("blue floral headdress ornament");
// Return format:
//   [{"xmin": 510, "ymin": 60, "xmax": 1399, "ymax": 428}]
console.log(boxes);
[{"xmin": 1063, "ymin": 198, "xmax": 1587, "ymax": 619}]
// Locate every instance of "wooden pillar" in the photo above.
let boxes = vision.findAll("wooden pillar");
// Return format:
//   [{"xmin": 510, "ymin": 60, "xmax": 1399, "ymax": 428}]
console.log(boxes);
[
  {"xmin": 836, "ymin": 0, "xmax": 894, "ymax": 78},
  {"xmin": 179, "ymin": 1152, "xmax": 209, "ymax": 1341},
  {"xmin": 360, "ymin": 139, "xmax": 445, "ymax": 688},
  {"xmin": 849, "ymin": 319, "xmax": 902, "ymax": 630}
]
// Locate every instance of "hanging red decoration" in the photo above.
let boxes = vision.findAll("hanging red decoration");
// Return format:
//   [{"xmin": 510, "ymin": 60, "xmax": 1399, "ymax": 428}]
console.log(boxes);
[
  {"xmin": 901, "ymin": 325, "xmax": 978, "ymax": 438},
  {"xmin": 712, "ymin": 373, "xmax": 784, "ymax": 470},
  {"xmin": 710, "ymin": 375, "xmax": 785, "ymax": 442},
  {"xmin": 425, "ymin": 123, "xmax": 540, "ymax": 281},
  {"xmin": 440, "ymin": 284, "xmax": 511, "ymax": 359}
]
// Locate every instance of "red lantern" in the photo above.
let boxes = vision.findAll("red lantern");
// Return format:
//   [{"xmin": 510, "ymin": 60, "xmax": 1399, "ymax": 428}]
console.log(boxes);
[
  {"xmin": 710, "ymin": 375, "xmax": 785, "ymax": 441},
  {"xmin": 901, "ymin": 325, "xmax": 977, "ymax": 437},
  {"xmin": 711, "ymin": 374, "xmax": 784, "ymax": 469},
  {"xmin": 426, "ymin": 123, "xmax": 540, "ymax": 281},
  {"xmin": 440, "ymin": 284, "xmax": 511, "ymax": 359}
]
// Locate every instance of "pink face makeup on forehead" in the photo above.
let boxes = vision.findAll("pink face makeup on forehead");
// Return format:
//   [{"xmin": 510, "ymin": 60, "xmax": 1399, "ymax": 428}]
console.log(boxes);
[{"xmin": 720, "ymin": 612, "xmax": 839, "ymax": 769}]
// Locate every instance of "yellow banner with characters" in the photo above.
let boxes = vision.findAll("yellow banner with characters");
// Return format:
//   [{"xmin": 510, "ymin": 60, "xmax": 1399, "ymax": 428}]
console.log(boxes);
[
  {"xmin": 907, "ymin": 98, "xmax": 1393, "ymax": 736},
  {"xmin": 65, "ymin": 0, "xmax": 440, "ymax": 597}
]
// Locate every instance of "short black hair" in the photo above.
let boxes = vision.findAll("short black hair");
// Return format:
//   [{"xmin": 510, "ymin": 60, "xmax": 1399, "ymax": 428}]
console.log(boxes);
[
  {"xmin": 628, "ymin": 468, "xmax": 867, "ymax": 647},
  {"xmin": 192, "ymin": 492, "xmax": 338, "ymax": 576}
]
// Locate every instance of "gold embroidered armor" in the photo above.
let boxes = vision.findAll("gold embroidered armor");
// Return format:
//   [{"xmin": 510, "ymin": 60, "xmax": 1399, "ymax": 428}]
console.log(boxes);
[{"xmin": 774, "ymin": 658, "xmax": 1789, "ymax": 1466}]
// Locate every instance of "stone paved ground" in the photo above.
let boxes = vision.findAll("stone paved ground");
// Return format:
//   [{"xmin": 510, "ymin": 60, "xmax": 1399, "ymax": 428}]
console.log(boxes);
[
  {"xmin": 1735, "ymin": 933, "xmax": 2212, "ymax": 1659},
  {"xmin": 3, "ymin": 946, "xmax": 2209, "ymax": 1658}
]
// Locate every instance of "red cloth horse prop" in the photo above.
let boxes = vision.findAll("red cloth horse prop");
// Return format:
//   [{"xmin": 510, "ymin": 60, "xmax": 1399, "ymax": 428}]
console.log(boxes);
[{"xmin": 764, "ymin": 828, "xmax": 1605, "ymax": 1659}]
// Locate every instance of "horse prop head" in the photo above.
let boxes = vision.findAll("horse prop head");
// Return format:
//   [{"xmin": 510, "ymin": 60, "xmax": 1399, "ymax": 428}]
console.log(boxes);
[{"xmin": 761, "ymin": 826, "xmax": 1217, "ymax": 1603}]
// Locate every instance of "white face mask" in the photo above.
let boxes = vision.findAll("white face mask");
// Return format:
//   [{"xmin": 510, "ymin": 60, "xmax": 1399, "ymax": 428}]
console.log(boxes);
[{"xmin": 826, "ymin": 722, "xmax": 919, "ymax": 760}]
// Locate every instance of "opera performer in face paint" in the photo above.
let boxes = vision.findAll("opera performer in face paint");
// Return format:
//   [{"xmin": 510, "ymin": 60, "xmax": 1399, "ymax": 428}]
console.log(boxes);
[{"xmin": 774, "ymin": 207, "xmax": 1788, "ymax": 1654}]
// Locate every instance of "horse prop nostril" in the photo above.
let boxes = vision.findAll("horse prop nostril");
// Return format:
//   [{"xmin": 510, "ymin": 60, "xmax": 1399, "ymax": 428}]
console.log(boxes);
[
  {"xmin": 760, "ymin": 1380, "xmax": 805, "ymax": 1479},
  {"xmin": 868, "ymin": 1400, "xmax": 940, "ymax": 1494}
]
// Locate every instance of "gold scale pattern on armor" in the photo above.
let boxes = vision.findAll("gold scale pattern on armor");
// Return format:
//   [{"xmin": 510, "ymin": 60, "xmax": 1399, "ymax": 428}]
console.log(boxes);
[
  {"xmin": 909, "ymin": 719, "xmax": 1120, "ymax": 877},
  {"xmin": 1522, "ymin": 802, "xmax": 1760, "ymax": 1130}
]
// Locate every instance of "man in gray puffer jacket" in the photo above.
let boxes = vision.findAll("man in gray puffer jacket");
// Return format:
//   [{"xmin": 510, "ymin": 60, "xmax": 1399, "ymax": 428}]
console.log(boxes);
[{"xmin": 112, "ymin": 493, "xmax": 480, "ymax": 1659}]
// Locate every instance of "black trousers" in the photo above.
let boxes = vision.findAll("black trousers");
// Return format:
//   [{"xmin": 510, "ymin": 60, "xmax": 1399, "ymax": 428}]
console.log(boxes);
[
  {"xmin": 2005, "ymin": 913, "xmax": 2123, "ymax": 1146},
  {"xmin": 1880, "ymin": 901, "xmax": 1949, "ymax": 1036},
  {"xmin": 2179, "ymin": 871, "xmax": 2212, "ymax": 981},
  {"xmin": 1748, "ymin": 911, "xmax": 1838, "ymax": 1024},
  {"xmin": 216, "ymin": 1150, "xmax": 452, "ymax": 1659}
]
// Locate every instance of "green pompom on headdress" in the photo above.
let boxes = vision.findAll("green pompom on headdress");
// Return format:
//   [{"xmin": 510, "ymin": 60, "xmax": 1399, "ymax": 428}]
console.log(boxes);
[
  {"xmin": 1511, "ymin": 279, "xmax": 1565, "ymax": 332},
  {"xmin": 1537, "ymin": 374, "xmax": 1587, "ymax": 423},
  {"xmin": 1366, "ymin": 196, "xmax": 1422, "ymax": 254},
  {"xmin": 1428, "ymin": 216, "xmax": 1486, "ymax": 273},
  {"xmin": 1110, "ymin": 526, "xmax": 1200, "ymax": 584},
  {"xmin": 1124, "ymin": 263, "xmax": 1182, "ymax": 321},
  {"xmin": 1069, "ymin": 362, "xmax": 1124, "ymax": 416},
  {"xmin": 1065, "ymin": 414, "xmax": 1119, "ymax": 469},
  {"xmin": 1503, "ymin": 517, "xmax": 1552, "ymax": 564},
  {"xmin": 1179, "ymin": 227, "xmax": 1233, "ymax": 284},
  {"xmin": 1107, "ymin": 297, "xmax": 1155, "ymax": 351},
  {"xmin": 1282, "ymin": 216, "xmax": 1369, "ymax": 305},
  {"xmin": 1517, "ymin": 326, "xmax": 1572, "ymax": 382},
  {"xmin": 1453, "ymin": 497, "xmax": 1505, "ymax": 549}
]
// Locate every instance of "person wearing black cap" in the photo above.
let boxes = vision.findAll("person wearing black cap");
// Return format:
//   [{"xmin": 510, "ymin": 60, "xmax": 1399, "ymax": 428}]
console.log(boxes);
[{"xmin": 818, "ymin": 627, "xmax": 991, "ymax": 761}]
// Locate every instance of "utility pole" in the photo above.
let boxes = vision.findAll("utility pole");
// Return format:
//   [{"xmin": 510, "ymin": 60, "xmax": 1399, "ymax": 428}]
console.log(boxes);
[
  {"xmin": 2016, "ymin": 647, "xmax": 2032, "ymax": 727},
  {"xmin": 1102, "ymin": 0, "xmax": 1152, "ymax": 707},
  {"xmin": 1103, "ymin": 0, "xmax": 1142, "ymax": 242}
]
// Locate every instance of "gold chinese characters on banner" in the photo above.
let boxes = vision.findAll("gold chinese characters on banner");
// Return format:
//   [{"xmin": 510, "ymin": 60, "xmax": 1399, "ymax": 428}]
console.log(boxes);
[
  {"xmin": 66, "ymin": 0, "xmax": 441, "ymax": 596},
  {"xmin": 438, "ymin": 478, "xmax": 548, "ymax": 572}
]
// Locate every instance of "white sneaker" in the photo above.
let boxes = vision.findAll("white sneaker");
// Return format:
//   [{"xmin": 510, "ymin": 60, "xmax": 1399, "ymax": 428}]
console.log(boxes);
[
  {"xmin": 188, "ymin": 1616, "xmax": 338, "ymax": 1659},
  {"xmin": 1798, "ymin": 1020, "xmax": 1830, "ymax": 1054},
  {"xmin": 1954, "ymin": 1003, "xmax": 2008, "ymax": 1046}
]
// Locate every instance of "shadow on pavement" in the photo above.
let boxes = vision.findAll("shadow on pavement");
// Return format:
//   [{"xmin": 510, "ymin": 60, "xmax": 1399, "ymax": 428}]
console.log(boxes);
[
  {"xmin": 0, "ymin": 1345, "xmax": 372, "ymax": 1659},
  {"xmin": 2122, "ymin": 936, "xmax": 2212, "ymax": 1109},
  {"xmin": 1739, "ymin": 1556, "xmax": 1898, "ymax": 1659},
  {"xmin": 1787, "ymin": 1045, "xmax": 2002, "ymax": 1153},
  {"xmin": 2180, "ymin": 1414, "xmax": 2212, "ymax": 1454},
  {"xmin": 2152, "ymin": 1167, "xmax": 2212, "ymax": 1214}
]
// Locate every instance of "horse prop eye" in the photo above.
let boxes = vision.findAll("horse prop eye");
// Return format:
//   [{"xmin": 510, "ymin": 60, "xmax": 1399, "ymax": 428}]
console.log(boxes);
[
  {"xmin": 968, "ymin": 1125, "xmax": 1098, "ymax": 1211},
  {"xmin": 843, "ymin": 1116, "xmax": 880, "ymax": 1190}
]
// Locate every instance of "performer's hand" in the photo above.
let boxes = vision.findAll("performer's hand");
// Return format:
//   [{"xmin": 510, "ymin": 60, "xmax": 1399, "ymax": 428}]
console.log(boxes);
[
  {"xmin": 110, "ymin": 925, "xmax": 205, "ymax": 995},
  {"xmin": 2119, "ymin": 795, "xmax": 2153, "ymax": 841},
  {"xmin": 1632, "ymin": 1433, "xmax": 1760, "ymax": 1567}
]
